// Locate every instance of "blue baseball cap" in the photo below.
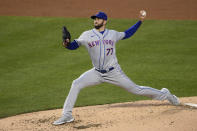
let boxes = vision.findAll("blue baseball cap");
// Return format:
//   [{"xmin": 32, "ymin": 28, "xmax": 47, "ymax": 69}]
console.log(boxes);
[{"xmin": 91, "ymin": 12, "xmax": 108, "ymax": 20}]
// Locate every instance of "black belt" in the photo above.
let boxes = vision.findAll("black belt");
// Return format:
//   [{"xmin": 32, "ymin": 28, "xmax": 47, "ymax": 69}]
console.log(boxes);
[{"xmin": 95, "ymin": 67, "xmax": 114, "ymax": 74}]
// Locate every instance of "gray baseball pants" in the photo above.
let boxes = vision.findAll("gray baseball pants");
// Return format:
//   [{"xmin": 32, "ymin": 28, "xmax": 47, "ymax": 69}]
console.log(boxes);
[{"xmin": 62, "ymin": 65, "xmax": 168, "ymax": 116}]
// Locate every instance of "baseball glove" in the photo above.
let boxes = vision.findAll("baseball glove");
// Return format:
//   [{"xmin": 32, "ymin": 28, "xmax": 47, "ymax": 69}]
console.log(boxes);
[{"xmin": 62, "ymin": 26, "xmax": 71, "ymax": 47}]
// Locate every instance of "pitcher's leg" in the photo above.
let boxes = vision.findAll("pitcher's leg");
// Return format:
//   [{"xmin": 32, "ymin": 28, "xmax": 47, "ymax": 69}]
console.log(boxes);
[
  {"xmin": 117, "ymin": 76, "xmax": 168, "ymax": 100},
  {"xmin": 118, "ymin": 78, "xmax": 180, "ymax": 105},
  {"xmin": 62, "ymin": 68, "xmax": 102, "ymax": 116},
  {"xmin": 106, "ymin": 74, "xmax": 168, "ymax": 100},
  {"xmin": 104, "ymin": 66, "xmax": 179, "ymax": 103}
]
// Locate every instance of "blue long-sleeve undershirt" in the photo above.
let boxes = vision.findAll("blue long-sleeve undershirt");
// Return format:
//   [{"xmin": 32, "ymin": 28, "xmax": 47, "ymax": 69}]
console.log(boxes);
[
  {"xmin": 123, "ymin": 20, "xmax": 142, "ymax": 39},
  {"xmin": 66, "ymin": 40, "xmax": 79, "ymax": 50}
]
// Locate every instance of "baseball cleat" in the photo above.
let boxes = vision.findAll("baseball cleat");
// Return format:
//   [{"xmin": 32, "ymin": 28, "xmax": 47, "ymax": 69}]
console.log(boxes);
[
  {"xmin": 53, "ymin": 115, "xmax": 74, "ymax": 125},
  {"xmin": 161, "ymin": 88, "xmax": 180, "ymax": 106}
]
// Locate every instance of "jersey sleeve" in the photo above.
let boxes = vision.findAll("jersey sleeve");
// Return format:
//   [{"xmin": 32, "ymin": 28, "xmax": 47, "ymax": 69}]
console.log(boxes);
[
  {"xmin": 74, "ymin": 31, "xmax": 88, "ymax": 46},
  {"xmin": 115, "ymin": 31, "xmax": 125, "ymax": 41}
]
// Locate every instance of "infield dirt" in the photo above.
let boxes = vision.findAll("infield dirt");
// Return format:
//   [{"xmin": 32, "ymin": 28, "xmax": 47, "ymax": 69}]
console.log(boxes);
[
  {"xmin": 0, "ymin": 97, "xmax": 197, "ymax": 131},
  {"xmin": 0, "ymin": 0, "xmax": 197, "ymax": 131}
]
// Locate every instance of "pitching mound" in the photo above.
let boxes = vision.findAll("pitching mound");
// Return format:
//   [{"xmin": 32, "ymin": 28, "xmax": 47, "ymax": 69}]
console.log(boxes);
[{"xmin": 0, "ymin": 97, "xmax": 197, "ymax": 131}]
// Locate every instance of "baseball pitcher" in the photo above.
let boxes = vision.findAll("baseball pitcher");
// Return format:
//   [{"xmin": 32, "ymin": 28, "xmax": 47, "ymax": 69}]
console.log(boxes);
[{"xmin": 53, "ymin": 11, "xmax": 180, "ymax": 125}]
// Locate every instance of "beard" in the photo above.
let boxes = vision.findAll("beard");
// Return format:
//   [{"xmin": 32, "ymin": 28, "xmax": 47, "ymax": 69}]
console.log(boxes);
[{"xmin": 94, "ymin": 21, "xmax": 104, "ymax": 29}]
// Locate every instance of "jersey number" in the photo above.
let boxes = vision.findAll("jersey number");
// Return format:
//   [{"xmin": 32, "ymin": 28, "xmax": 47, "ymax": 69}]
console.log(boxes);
[{"xmin": 106, "ymin": 48, "xmax": 113, "ymax": 56}]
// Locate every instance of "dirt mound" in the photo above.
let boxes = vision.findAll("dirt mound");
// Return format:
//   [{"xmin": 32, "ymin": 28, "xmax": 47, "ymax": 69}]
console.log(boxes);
[
  {"xmin": 0, "ymin": 97, "xmax": 197, "ymax": 131},
  {"xmin": 0, "ymin": 0, "xmax": 197, "ymax": 20}
]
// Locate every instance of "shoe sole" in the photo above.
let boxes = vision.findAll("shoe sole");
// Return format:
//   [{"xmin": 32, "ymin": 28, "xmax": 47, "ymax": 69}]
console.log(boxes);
[{"xmin": 53, "ymin": 118, "xmax": 75, "ymax": 125}]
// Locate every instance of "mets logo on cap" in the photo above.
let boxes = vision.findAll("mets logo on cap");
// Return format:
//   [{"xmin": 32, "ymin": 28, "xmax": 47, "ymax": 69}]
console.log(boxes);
[{"xmin": 91, "ymin": 12, "xmax": 108, "ymax": 20}]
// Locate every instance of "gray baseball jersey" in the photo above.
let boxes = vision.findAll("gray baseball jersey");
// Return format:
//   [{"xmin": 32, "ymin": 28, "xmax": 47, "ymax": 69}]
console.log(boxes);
[{"xmin": 75, "ymin": 29, "xmax": 124, "ymax": 70}]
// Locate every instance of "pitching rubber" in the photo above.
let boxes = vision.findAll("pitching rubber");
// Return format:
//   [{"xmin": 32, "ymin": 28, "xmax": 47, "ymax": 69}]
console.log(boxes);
[{"xmin": 181, "ymin": 103, "xmax": 197, "ymax": 109}]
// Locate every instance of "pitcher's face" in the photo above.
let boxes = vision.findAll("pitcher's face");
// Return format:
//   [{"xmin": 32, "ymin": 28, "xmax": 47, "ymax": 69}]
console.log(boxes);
[{"xmin": 94, "ymin": 18, "xmax": 106, "ymax": 29}]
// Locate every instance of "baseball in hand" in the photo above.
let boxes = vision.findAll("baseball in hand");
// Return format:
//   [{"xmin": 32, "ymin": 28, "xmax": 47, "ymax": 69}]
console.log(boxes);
[{"xmin": 140, "ymin": 10, "xmax": 146, "ymax": 17}]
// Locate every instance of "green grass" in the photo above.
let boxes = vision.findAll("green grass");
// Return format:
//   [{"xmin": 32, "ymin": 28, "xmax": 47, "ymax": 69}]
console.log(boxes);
[{"xmin": 0, "ymin": 16, "xmax": 197, "ymax": 118}]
